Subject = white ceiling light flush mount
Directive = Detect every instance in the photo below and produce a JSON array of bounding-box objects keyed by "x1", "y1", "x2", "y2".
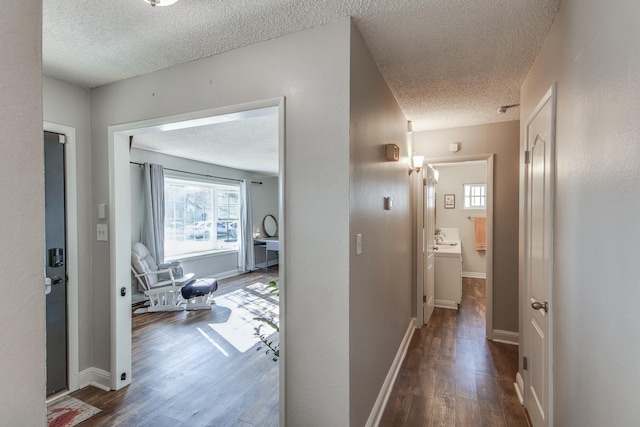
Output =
[{"x1": 143, "y1": 0, "x2": 179, "y2": 6}]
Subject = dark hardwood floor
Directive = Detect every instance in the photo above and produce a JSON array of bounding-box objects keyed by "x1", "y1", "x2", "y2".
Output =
[
  {"x1": 380, "y1": 278, "x2": 529, "y2": 427},
  {"x1": 71, "y1": 268, "x2": 280, "y2": 426}
]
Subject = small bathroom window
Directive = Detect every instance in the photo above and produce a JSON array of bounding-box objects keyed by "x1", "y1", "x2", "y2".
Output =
[{"x1": 463, "y1": 183, "x2": 486, "y2": 209}]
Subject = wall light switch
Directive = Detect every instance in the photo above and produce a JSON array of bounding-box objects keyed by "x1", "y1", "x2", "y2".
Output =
[
  {"x1": 356, "y1": 234, "x2": 362, "y2": 255},
  {"x1": 384, "y1": 196, "x2": 393, "y2": 210},
  {"x1": 450, "y1": 142, "x2": 460, "y2": 152},
  {"x1": 97, "y1": 224, "x2": 108, "y2": 241}
]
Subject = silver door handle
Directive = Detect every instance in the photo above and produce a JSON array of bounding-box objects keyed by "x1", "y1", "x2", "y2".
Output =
[{"x1": 531, "y1": 300, "x2": 549, "y2": 313}]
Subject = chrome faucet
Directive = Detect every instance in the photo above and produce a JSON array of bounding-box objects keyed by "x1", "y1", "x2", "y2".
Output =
[{"x1": 435, "y1": 232, "x2": 445, "y2": 242}]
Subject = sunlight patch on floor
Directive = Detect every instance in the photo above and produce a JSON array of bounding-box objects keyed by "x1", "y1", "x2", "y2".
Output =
[
  {"x1": 197, "y1": 327, "x2": 230, "y2": 357},
  {"x1": 208, "y1": 282, "x2": 279, "y2": 353}
]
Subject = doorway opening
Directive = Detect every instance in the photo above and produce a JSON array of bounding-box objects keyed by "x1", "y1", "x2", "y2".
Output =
[
  {"x1": 417, "y1": 154, "x2": 496, "y2": 341},
  {"x1": 107, "y1": 98, "x2": 285, "y2": 419},
  {"x1": 44, "y1": 122, "x2": 80, "y2": 400}
]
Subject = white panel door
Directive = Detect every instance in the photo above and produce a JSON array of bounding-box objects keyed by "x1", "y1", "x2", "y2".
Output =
[
  {"x1": 524, "y1": 85, "x2": 555, "y2": 427},
  {"x1": 423, "y1": 166, "x2": 436, "y2": 324}
]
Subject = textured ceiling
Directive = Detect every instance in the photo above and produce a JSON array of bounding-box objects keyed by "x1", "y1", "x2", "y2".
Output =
[
  {"x1": 132, "y1": 107, "x2": 279, "y2": 176},
  {"x1": 43, "y1": 0, "x2": 561, "y2": 172}
]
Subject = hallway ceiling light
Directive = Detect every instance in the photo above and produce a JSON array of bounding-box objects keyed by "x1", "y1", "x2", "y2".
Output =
[{"x1": 143, "y1": 0, "x2": 179, "y2": 6}]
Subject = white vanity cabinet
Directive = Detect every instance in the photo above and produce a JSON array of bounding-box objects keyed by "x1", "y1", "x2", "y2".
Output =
[{"x1": 434, "y1": 242, "x2": 462, "y2": 310}]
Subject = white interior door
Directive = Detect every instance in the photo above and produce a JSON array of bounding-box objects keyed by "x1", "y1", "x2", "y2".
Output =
[
  {"x1": 423, "y1": 166, "x2": 436, "y2": 324},
  {"x1": 524, "y1": 85, "x2": 555, "y2": 427}
]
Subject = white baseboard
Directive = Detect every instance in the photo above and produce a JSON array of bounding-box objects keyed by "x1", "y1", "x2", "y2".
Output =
[
  {"x1": 462, "y1": 271, "x2": 486, "y2": 279},
  {"x1": 492, "y1": 329, "x2": 519, "y2": 345},
  {"x1": 79, "y1": 367, "x2": 111, "y2": 391},
  {"x1": 435, "y1": 299, "x2": 458, "y2": 310},
  {"x1": 214, "y1": 268, "x2": 245, "y2": 280},
  {"x1": 514, "y1": 372, "x2": 525, "y2": 404},
  {"x1": 366, "y1": 318, "x2": 416, "y2": 427},
  {"x1": 253, "y1": 260, "x2": 279, "y2": 271}
]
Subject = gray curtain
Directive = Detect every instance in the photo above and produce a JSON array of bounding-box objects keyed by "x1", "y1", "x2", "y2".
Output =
[
  {"x1": 141, "y1": 163, "x2": 165, "y2": 264},
  {"x1": 239, "y1": 179, "x2": 254, "y2": 272}
]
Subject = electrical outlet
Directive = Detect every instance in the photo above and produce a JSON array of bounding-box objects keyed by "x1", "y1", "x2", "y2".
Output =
[{"x1": 97, "y1": 224, "x2": 108, "y2": 241}]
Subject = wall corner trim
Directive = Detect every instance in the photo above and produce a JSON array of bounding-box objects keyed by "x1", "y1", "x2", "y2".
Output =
[
  {"x1": 365, "y1": 318, "x2": 416, "y2": 427},
  {"x1": 79, "y1": 367, "x2": 112, "y2": 392},
  {"x1": 492, "y1": 329, "x2": 520, "y2": 345},
  {"x1": 514, "y1": 372, "x2": 525, "y2": 405},
  {"x1": 462, "y1": 271, "x2": 487, "y2": 279}
]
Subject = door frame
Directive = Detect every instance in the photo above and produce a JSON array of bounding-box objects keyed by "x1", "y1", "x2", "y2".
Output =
[
  {"x1": 415, "y1": 154, "x2": 494, "y2": 339},
  {"x1": 108, "y1": 97, "x2": 286, "y2": 420},
  {"x1": 519, "y1": 83, "x2": 556, "y2": 425},
  {"x1": 43, "y1": 122, "x2": 79, "y2": 398}
]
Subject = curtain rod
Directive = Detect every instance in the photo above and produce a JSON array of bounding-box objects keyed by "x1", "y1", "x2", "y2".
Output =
[{"x1": 130, "y1": 161, "x2": 262, "y2": 185}]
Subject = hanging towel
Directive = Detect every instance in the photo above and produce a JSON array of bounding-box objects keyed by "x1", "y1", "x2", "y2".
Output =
[{"x1": 474, "y1": 217, "x2": 486, "y2": 251}]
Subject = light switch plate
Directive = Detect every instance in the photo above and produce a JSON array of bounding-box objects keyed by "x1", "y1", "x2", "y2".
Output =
[
  {"x1": 97, "y1": 224, "x2": 108, "y2": 241},
  {"x1": 98, "y1": 203, "x2": 108, "y2": 220}
]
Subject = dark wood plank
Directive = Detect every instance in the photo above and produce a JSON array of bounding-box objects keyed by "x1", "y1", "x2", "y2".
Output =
[
  {"x1": 71, "y1": 268, "x2": 280, "y2": 426},
  {"x1": 381, "y1": 278, "x2": 527, "y2": 426}
]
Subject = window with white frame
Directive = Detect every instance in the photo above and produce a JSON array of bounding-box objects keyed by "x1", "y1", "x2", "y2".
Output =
[
  {"x1": 164, "y1": 177, "x2": 241, "y2": 259},
  {"x1": 463, "y1": 183, "x2": 486, "y2": 209}
]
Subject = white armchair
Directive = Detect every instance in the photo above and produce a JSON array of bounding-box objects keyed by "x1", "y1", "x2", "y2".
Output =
[{"x1": 131, "y1": 242, "x2": 195, "y2": 312}]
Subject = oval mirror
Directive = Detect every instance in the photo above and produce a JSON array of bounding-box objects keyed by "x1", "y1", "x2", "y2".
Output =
[{"x1": 263, "y1": 214, "x2": 278, "y2": 237}]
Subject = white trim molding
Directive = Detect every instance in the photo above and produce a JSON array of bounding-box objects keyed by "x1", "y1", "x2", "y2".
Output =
[
  {"x1": 514, "y1": 372, "x2": 525, "y2": 405},
  {"x1": 366, "y1": 318, "x2": 416, "y2": 427},
  {"x1": 492, "y1": 329, "x2": 519, "y2": 345},
  {"x1": 435, "y1": 299, "x2": 458, "y2": 310},
  {"x1": 462, "y1": 271, "x2": 486, "y2": 279},
  {"x1": 79, "y1": 368, "x2": 112, "y2": 391}
]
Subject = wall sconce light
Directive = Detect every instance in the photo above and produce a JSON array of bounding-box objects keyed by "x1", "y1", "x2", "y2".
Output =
[{"x1": 409, "y1": 152, "x2": 425, "y2": 175}]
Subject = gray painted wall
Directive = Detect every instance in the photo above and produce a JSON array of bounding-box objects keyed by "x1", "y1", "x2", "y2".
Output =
[
  {"x1": 433, "y1": 162, "x2": 487, "y2": 275},
  {"x1": 414, "y1": 121, "x2": 520, "y2": 332},
  {"x1": 349, "y1": 23, "x2": 412, "y2": 426},
  {"x1": 520, "y1": 0, "x2": 640, "y2": 424},
  {"x1": 37, "y1": 18, "x2": 413, "y2": 425},
  {"x1": 89, "y1": 19, "x2": 352, "y2": 426},
  {"x1": 0, "y1": 1, "x2": 46, "y2": 424}
]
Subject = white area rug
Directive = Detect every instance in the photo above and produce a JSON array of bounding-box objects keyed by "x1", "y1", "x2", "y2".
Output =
[{"x1": 47, "y1": 395, "x2": 101, "y2": 427}]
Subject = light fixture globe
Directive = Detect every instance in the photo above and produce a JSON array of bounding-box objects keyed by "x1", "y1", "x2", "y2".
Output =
[{"x1": 143, "y1": 0, "x2": 179, "y2": 6}]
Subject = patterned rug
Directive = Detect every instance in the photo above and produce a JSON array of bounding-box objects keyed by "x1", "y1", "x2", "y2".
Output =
[{"x1": 47, "y1": 396, "x2": 101, "y2": 427}]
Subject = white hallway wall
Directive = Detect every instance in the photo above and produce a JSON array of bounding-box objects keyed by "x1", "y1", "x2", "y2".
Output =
[
  {"x1": 90, "y1": 20, "x2": 351, "y2": 425},
  {"x1": 520, "y1": 0, "x2": 640, "y2": 424}
]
